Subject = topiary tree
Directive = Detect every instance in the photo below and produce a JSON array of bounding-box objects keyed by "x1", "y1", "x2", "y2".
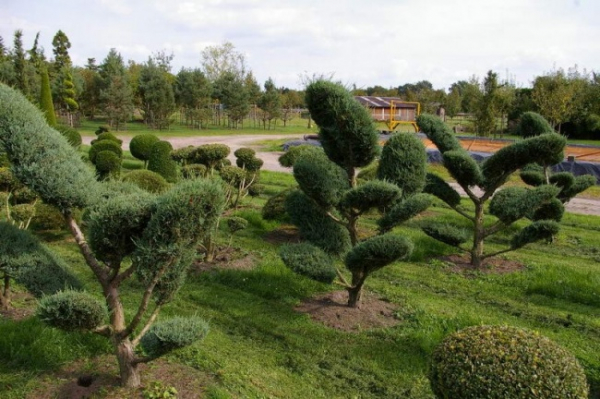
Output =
[
  {"x1": 278, "y1": 144, "x2": 323, "y2": 168},
  {"x1": 0, "y1": 221, "x2": 82, "y2": 309},
  {"x1": 122, "y1": 169, "x2": 170, "y2": 193},
  {"x1": 89, "y1": 139, "x2": 123, "y2": 181},
  {"x1": 147, "y1": 140, "x2": 178, "y2": 183},
  {"x1": 0, "y1": 83, "x2": 226, "y2": 388},
  {"x1": 90, "y1": 131, "x2": 123, "y2": 146},
  {"x1": 514, "y1": 111, "x2": 554, "y2": 137},
  {"x1": 281, "y1": 80, "x2": 431, "y2": 307},
  {"x1": 191, "y1": 143, "x2": 230, "y2": 174},
  {"x1": 429, "y1": 325, "x2": 588, "y2": 398},
  {"x1": 89, "y1": 139, "x2": 122, "y2": 164},
  {"x1": 39, "y1": 66, "x2": 57, "y2": 126},
  {"x1": 418, "y1": 114, "x2": 566, "y2": 269},
  {"x1": 129, "y1": 133, "x2": 160, "y2": 168}
]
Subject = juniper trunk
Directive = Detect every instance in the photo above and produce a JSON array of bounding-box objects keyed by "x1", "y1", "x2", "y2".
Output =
[
  {"x1": 471, "y1": 202, "x2": 485, "y2": 269},
  {"x1": 347, "y1": 271, "x2": 367, "y2": 308},
  {"x1": 0, "y1": 274, "x2": 10, "y2": 310}
]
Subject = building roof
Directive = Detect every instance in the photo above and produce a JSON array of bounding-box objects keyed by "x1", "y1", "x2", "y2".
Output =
[{"x1": 354, "y1": 96, "x2": 418, "y2": 109}]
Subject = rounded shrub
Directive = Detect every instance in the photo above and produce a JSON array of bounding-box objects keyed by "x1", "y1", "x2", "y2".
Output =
[
  {"x1": 236, "y1": 155, "x2": 263, "y2": 172},
  {"x1": 515, "y1": 112, "x2": 554, "y2": 137},
  {"x1": 148, "y1": 141, "x2": 178, "y2": 183},
  {"x1": 248, "y1": 183, "x2": 264, "y2": 197},
  {"x1": 345, "y1": 234, "x2": 413, "y2": 275},
  {"x1": 54, "y1": 125, "x2": 82, "y2": 148},
  {"x1": 129, "y1": 134, "x2": 160, "y2": 164},
  {"x1": 234, "y1": 147, "x2": 256, "y2": 159},
  {"x1": 181, "y1": 164, "x2": 208, "y2": 179},
  {"x1": 30, "y1": 202, "x2": 65, "y2": 230},
  {"x1": 377, "y1": 132, "x2": 427, "y2": 198},
  {"x1": 95, "y1": 150, "x2": 122, "y2": 180},
  {"x1": 262, "y1": 189, "x2": 292, "y2": 221},
  {"x1": 429, "y1": 325, "x2": 588, "y2": 399},
  {"x1": 88, "y1": 140, "x2": 122, "y2": 165},
  {"x1": 279, "y1": 145, "x2": 323, "y2": 168},
  {"x1": 421, "y1": 221, "x2": 471, "y2": 247},
  {"x1": 226, "y1": 216, "x2": 248, "y2": 233},
  {"x1": 191, "y1": 144, "x2": 230, "y2": 170},
  {"x1": 140, "y1": 316, "x2": 209, "y2": 358},
  {"x1": 171, "y1": 146, "x2": 195, "y2": 165},
  {"x1": 37, "y1": 290, "x2": 107, "y2": 331},
  {"x1": 90, "y1": 132, "x2": 122, "y2": 146},
  {"x1": 279, "y1": 243, "x2": 337, "y2": 283},
  {"x1": 122, "y1": 169, "x2": 169, "y2": 193}
]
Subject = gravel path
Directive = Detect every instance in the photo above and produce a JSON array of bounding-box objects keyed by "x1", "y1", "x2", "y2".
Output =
[{"x1": 83, "y1": 134, "x2": 600, "y2": 216}]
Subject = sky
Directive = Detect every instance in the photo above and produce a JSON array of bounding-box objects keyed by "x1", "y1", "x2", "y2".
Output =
[{"x1": 1, "y1": 0, "x2": 599, "y2": 91}]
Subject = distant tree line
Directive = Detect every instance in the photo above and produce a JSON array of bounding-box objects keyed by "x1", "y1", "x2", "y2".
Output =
[{"x1": 2, "y1": 29, "x2": 599, "y2": 138}]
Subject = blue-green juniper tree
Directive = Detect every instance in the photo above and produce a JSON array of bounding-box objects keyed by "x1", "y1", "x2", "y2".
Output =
[{"x1": 0, "y1": 83, "x2": 225, "y2": 388}]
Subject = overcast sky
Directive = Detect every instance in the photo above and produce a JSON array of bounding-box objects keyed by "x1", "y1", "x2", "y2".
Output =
[{"x1": 1, "y1": 0, "x2": 598, "y2": 91}]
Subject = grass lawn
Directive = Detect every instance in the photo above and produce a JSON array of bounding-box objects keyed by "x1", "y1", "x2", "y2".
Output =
[{"x1": 2, "y1": 160, "x2": 600, "y2": 398}]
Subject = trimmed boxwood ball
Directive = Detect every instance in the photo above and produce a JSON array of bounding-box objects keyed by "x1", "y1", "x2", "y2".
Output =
[
  {"x1": 37, "y1": 290, "x2": 107, "y2": 331},
  {"x1": 191, "y1": 144, "x2": 230, "y2": 170},
  {"x1": 95, "y1": 150, "x2": 122, "y2": 180},
  {"x1": 129, "y1": 133, "x2": 160, "y2": 164},
  {"x1": 181, "y1": 164, "x2": 207, "y2": 179},
  {"x1": 262, "y1": 188, "x2": 292, "y2": 221},
  {"x1": 122, "y1": 169, "x2": 170, "y2": 193},
  {"x1": 90, "y1": 132, "x2": 123, "y2": 146},
  {"x1": 279, "y1": 243, "x2": 337, "y2": 283},
  {"x1": 148, "y1": 141, "x2": 178, "y2": 183},
  {"x1": 226, "y1": 216, "x2": 248, "y2": 233},
  {"x1": 377, "y1": 132, "x2": 427, "y2": 198},
  {"x1": 429, "y1": 325, "x2": 588, "y2": 399},
  {"x1": 279, "y1": 145, "x2": 323, "y2": 168},
  {"x1": 89, "y1": 140, "x2": 122, "y2": 164},
  {"x1": 140, "y1": 316, "x2": 210, "y2": 358}
]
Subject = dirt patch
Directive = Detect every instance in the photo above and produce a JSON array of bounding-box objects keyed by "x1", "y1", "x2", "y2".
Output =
[
  {"x1": 439, "y1": 254, "x2": 526, "y2": 276},
  {"x1": 0, "y1": 291, "x2": 37, "y2": 321},
  {"x1": 263, "y1": 225, "x2": 301, "y2": 245},
  {"x1": 26, "y1": 355, "x2": 212, "y2": 399},
  {"x1": 192, "y1": 247, "x2": 256, "y2": 274},
  {"x1": 295, "y1": 290, "x2": 400, "y2": 332}
]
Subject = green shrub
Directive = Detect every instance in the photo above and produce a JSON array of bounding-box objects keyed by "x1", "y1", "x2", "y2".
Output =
[
  {"x1": 122, "y1": 169, "x2": 170, "y2": 193},
  {"x1": 30, "y1": 202, "x2": 65, "y2": 230},
  {"x1": 378, "y1": 193, "x2": 432, "y2": 233},
  {"x1": 514, "y1": 112, "x2": 554, "y2": 137},
  {"x1": 262, "y1": 189, "x2": 292, "y2": 221},
  {"x1": 377, "y1": 133, "x2": 427, "y2": 198},
  {"x1": 95, "y1": 125, "x2": 109, "y2": 135},
  {"x1": 279, "y1": 145, "x2": 323, "y2": 168},
  {"x1": 279, "y1": 243, "x2": 336, "y2": 283},
  {"x1": 510, "y1": 220, "x2": 559, "y2": 249},
  {"x1": 234, "y1": 147, "x2": 263, "y2": 172},
  {"x1": 191, "y1": 144, "x2": 230, "y2": 170},
  {"x1": 345, "y1": 234, "x2": 413, "y2": 275},
  {"x1": 293, "y1": 151, "x2": 349, "y2": 209},
  {"x1": 90, "y1": 132, "x2": 123, "y2": 146},
  {"x1": 429, "y1": 325, "x2": 588, "y2": 399},
  {"x1": 421, "y1": 221, "x2": 470, "y2": 247},
  {"x1": 37, "y1": 290, "x2": 107, "y2": 331},
  {"x1": 340, "y1": 180, "x2": 401, "y2": 215},
  {"x1": 54, "y1": 125, "x2": 82, "y2": 148},
  {"x1": 95, "y1": 150, "x2": 122, "y2": 180},
  {"x1": 130, "y1": 134, "x2": 160, "y2": 164},
  {"x1": 171, "y1": 146, "x2": 195, "y2": 165},
  {"x1": 218, "y1": 165, "x2": 247, "y2": 186},
  {"x1": 140, "y1": 316, "x2": 210, "y2": 358},
  {"x1": 356, "y1": 160, "x2": 379, "y2": 181},
  {"x1": 248, "y1": 183, "x2": 264, "y2": 197},
  {"x1": 181, "y1": 164, "x2": 208, "y2": 179},
  {"x1": 148, "y1": 141, "x2": 178, "y2": 183},
  {"x1": 226, "y1": 216, "x2": 248, "y2": 233},
  {"x1": 89, "y1": 140, "x2": 122, "y2": 165}
]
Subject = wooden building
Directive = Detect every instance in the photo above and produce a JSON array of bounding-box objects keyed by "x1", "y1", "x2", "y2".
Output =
[{"x1": 354, "y1": 96, "x2": 420, "y2": 131}]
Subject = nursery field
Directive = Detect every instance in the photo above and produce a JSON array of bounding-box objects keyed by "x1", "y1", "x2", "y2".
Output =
[{"x1": 2, "y1": 162, "x2": 600, "y2": 398}]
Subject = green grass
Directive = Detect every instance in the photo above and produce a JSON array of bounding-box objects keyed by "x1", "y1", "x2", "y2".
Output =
[{"x1": 3, "y1": 155, "x2": 600, "y2": 397}]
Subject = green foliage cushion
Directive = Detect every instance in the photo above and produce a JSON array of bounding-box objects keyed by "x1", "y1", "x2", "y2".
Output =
[
  {"x1": 481, "y1": 133, "x2": 566, "y2": 191},
  {"x1": 140, "y1": 316, "x2": 209, "y2": 358},
  {"x1": 377, "y1": 133, "x2": 427, "y2": 198},
  {"x1": 171, "y1": 146, "x2": 195, "y2": 165},
  {"x1": 442, "y1": 150, "x2": 483, "y2": 187},
  {"x1": 90, "y1": 132, "x2": 123, "y2": 146},
  {"x1": 191, "y1": 144, "x2": 230, "y2": 169},
  {"x1": 148, "y1": 141, "x2": 178, "y2": 183},
  {"x1": 130, "y1": 134, "x2": 160, "y2": 162},
  {"x1": 30, "y1": 202, "x2": 65, "y2": 230},
  {"x1": 429, "y1": 325, "x2": 588, "y2": 399},
  {"x1": 234, "y1": 147, "x2": 256, "y2": 159},
  {"x1": 279, "y1": 243, "x2": 336, "y2": 284},
  {"x1": 423, "y1": 173, "x2": 461, "y2": 208},
  {"x1": 489, "y1": 185, "x2": 560, "y2": 224},
  {"x1": 549, "y1": 172, "x2": 575, "y2": 191},
  {"x1": 87, "y1": 190, "x2": 155, "y2": 264},
  {"x1": 511, "y1": 220, "x2": 560, "y2": 249},
  {"x1": 559, "y1": 174, "x2": 595, "y2": 202},
  {"x1": 134, "y1": 179, "x2": 226, "y2": 304},
  {"x1": 421, "y1": 221, "x2": 470, "y2": 247},
  {"x1": 416, "y1": 114, "x2": 462, "y2": 153},
  {"x1": 279, "y1": 145, "x2": 323, "y2": 168},
  {"x1": 0, "y1": 167, "x2": 16, "y2": 191},
  {"x1": 262, "y1": 189, "x2": 292, "y2": 221},
  {"x1": 95, "y1": 150, "x2": 122, "y2": 180},
  {"x1": 519, "y1": 170, "x2": 546, "y2": 186},
  {"x1": 181, "y1": 164, "x2": 208, "y2": 179},
  {"x1": 340, "y1": 180, "x2": 401, "y2": 214},
  {"x1": 122, "y1": 169, "x2": 170, "y2": 193},
  {"x1": 219, "y1": 165, "x2": 247, "y2": 186},
  {"x1": 293, "y1": 151, "x2": 349, "y2": 209},
  {"x1": 515, "y1": 112, "x2": 554, "y2": 137},
  {"x1": 37, "y1": 290, "x2": 107, "y2": 331},
  {"x1": 356, "y1": 160, "x2": 379, "y2": 181},
  {"x1": 226, "y1": 216, "x2": 248, "y2": 233},
  {"x1": 0, "y1": 222, "x2": 81, "y2": 297},
  {"x1": 532, "y1": 198, "x2": 565, "y2": 222},
  {"x1": 305, "y1": 80, "x2": 379, "y2": 169},
  {"x1": 54, "y1": 125, "x2": 82, "y2": 148},
  {"x1": 89, "y1": 140, "x2": 123, "y2": 165},
  {"x1": 236, "y1": 155, "x2": 263, "y2": 172},
  {"x1": 285, "y1": 190, "x2": 351, "y2": 256},
  {"x1": 378, "y1": 193, "x2": 432, "y2": 233},
  {"x1": 9, "y1": 203, "x2": 36, "y2": 223},
  {"x1": 345, "y1": 234, "x2": 413, "y2": 275},
  {"x1": 0, "y1": 84, "x2": 99, "y2": 211}
]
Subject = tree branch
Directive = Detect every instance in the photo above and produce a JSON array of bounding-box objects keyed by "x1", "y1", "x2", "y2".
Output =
[
  {"x1": 112, "y1": 264, "x2": 136, "y2": 286},
  {"x1": 131, "y1": 304, "x2": 162, "y2": 347},
  {"x1": 451, "y1": 205, "x2": 475, "y2": 222},
  {"x1": 336, "y1": 268, "x2": 351, "y2": 288},
  {"x1": 483, "y1": 221, "x2": 507, "y2": 238},
  {"x1": 482, "y1": 247, "x2": 513, "y2": 260}
]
